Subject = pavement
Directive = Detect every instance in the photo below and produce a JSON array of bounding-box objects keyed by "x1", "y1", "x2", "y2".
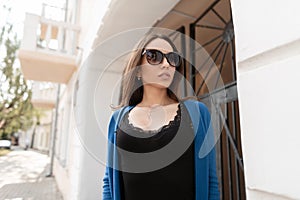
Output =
[{"x1": 0, "y1": 146, "x2": 63, "y2": 200}]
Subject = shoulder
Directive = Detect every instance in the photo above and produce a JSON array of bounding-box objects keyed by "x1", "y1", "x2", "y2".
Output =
[
  {"x1": 109, "y1": 106, "x2": 133, "y2": 124},
  {"x1": 182, "y1": 99, "x2": 210, "y2": 115},
  {"x1": 107, "y1": 106, "x2": 132, "y2": 141},
  {"x1": 182, "y1": 99, "x2": 212, "y2": 128}
]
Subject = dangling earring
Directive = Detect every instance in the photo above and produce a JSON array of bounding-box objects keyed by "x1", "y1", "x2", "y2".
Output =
[{"x1": 137, "y1": 76, "x2": 141, "y2": 81}]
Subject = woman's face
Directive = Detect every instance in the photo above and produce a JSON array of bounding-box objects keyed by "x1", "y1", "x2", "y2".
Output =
[{"x1": 139, "y1": 38, "x2": 176, "y2": 89}]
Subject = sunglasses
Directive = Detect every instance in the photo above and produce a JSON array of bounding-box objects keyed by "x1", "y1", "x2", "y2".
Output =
[{"x1": 141, "y1": 49, "x2": 182, "y2": 68}]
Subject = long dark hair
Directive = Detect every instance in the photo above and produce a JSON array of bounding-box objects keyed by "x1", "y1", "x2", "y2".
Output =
[{"x1": 115, "y1": 33, "x2": 184, "y2": 108}]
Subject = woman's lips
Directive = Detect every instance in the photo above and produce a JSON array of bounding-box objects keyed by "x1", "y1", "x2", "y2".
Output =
[{"x1": 158, "y1": 72, "x2": 171, "y2": 79}]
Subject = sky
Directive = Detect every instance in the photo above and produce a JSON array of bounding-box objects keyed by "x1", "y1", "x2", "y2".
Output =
[
  {"x1": 0, "y1": 0, "x2": 43, "y2": 82},
  {"x1": 0, "y1": 0, "x2": 66, "y2": 39},
  {"x1": 0, "y1": 0, "x2": 66, "y2": 93},
  {"x1": 1, "y1": 0, "x2": 42, "y2": 38}
]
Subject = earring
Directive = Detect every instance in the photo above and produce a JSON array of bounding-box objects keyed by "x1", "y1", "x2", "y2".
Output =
[{"x1": 137, "y1": 76, "x2": 141, "y2": 80}]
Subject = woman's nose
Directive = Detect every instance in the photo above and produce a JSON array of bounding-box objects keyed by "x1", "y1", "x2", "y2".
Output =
[{"x1": 160, "y1": 57, "x2": 170, "y2": 69}]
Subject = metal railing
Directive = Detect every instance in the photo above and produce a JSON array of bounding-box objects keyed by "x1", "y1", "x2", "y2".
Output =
[
  {"x1": 187, "y1": 0, "x2": 246, "y2": 199},
  {"x1": 153, "y1": 0, "x2": 244, "y2": 198},
  {"x1": 31, "y1": 82, "x2": 57, "y2": 103},
  {"x1": 21, "y1": 13, "x2": 80, "y2": 57}
]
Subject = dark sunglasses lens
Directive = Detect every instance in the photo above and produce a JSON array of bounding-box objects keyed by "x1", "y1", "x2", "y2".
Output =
[
  {"x1": 167, "y1": 53, "x2": 181, "y2": 67},
  {"x1": 146, "y1": 50, "x2": 163, "y2": 65}
]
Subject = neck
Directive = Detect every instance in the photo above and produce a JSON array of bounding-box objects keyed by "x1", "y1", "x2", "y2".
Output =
[{"x1": 139, "y1": 85, "x2": 176, "y2": 107}]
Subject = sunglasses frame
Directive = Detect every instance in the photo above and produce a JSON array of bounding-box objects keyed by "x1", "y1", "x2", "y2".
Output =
[{"x1": 141, "y1": 49, "x2": 182, "y2": 68}]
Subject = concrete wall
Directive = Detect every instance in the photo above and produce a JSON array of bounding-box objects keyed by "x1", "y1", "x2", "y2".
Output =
[
  {"x1": 76, "y1": 0, "x2": 111, "y2": 60},
  {"x1": 231, "y1": 0, "x2": 300, "y2": 199},
  {"x1": 52, "y1": 0, "x2": 110, "y2": 199},
  {"x1": 34, "y1": 123, "x2": 51, "y2": 152},
  {"x1": 74, "y1": 52, "x2": 122, "y2": 199},
  {"x1": 52, "y1": 69, "x2": 82, "y2": 200},
  {"x1": 17, "y1": 110, "x2": 52, "y2": 152}
]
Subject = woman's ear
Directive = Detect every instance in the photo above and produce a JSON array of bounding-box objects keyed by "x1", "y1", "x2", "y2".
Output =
[{"x1": 136, "y1": 69, "x2": 142, "y2": 79}]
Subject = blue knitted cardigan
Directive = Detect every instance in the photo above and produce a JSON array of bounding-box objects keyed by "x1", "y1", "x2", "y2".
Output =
[{"x1": 102, "y1": 99, "x2": 220, "y2": 200}]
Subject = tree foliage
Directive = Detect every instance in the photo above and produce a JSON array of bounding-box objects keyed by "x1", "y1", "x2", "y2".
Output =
[{"x1": 0, "y1": 16, "x2": 35, "y2": 139}]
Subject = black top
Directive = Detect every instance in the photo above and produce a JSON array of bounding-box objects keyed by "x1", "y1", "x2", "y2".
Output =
[{"x1": 116, "y1": 103, "x2": 195, "y2": 200}]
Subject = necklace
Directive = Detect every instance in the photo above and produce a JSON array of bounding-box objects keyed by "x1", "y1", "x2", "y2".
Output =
[
  {"x1": 137, "y1": 105, "x2": 161, "y2": 120},
  {"x1": 129, "y1": 102, "x2": 179, "y2": 131},
  {"x1": 134, "y1": 104, "x2": 172, "y2": 129}
]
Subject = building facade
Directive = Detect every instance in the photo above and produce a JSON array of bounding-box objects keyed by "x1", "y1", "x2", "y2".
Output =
[{"x1": 18, "y1": 0, "x2": 300, "y2": 199}]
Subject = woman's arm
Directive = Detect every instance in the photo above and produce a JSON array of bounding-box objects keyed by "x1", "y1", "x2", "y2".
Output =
[
  {"x1": 199, "y1": 102, "x2": 220, "y2": 200},
  {"x1": 208, "y1": 146, "x2": 220, "y2": 200},
  {"x1": 102, "y1": 110, "x2": 119, "y2": 200},
  {"x1": 102, "y1": 166, "x2": 112, "y2": 200}
]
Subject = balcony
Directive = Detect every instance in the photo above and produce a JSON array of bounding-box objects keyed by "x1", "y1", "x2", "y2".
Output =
[
  {"x1": 18, "y1": 13, "x2": 81, "y2": 84},
  {"x1": 31, "y1": 82, "x2": 58, "y2": 109}
]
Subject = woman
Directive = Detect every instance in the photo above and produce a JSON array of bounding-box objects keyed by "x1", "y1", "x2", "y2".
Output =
[{"x1": 102, "y1": 33, "x2": 220, "y2": 200}]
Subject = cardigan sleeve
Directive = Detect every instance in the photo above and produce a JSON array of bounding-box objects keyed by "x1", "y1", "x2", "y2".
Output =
[
  {"x1": 102, "y1": 110, "x2": 119, "y2": 200},
  {"x1": 102, "y1": 167, "x2": 112, "y2": 200},
  {"x1": 199, "y1": 102, "x2": 220, "y2": 200},
  {"x1": 208, "y1": 146, "x2": 220, "y2": 200}
]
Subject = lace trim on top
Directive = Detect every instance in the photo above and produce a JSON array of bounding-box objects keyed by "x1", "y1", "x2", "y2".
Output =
[{"x1": 123, "y1": 103, "x2": 181, "y2": 135}]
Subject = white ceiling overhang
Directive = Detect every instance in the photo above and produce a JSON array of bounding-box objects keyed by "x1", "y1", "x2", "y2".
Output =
[{"x1": 92, "y1": 0, "x2": 180, "y2": 49}]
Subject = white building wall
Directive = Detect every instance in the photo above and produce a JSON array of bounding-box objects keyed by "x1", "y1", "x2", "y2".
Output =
[
  {"x1": 51, "y1": 0, "x2": 110, "y2": 199},
  {"x1": 18, "y1": 109, "x2": 52, "y2": 152},
  {"x1": 52, "y1": 70, "x2": 82, "y2": 200},
  {"x1": 53, "y1": 69, "x2": 85, "y2": 200},
  {"x1": 54, "y1": 0, "x2": 300, "y2": 199},
  {"x1": 74, "y1": 62, "x2": 122, "y2": 199},
  {"x1": 34, "y1": 123, "x2": 51, "y2": 152},
  {"x1": 231, "y1": 0, "x2": 300, "y2": 199},
  {"x1": 76, "y1": 0, "x2": 111, "y2": 61}
]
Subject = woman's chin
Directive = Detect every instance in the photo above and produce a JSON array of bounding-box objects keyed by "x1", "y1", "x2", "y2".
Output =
[{"x1": 143, "y1": 82, "x2": 171, "y2": 89}]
